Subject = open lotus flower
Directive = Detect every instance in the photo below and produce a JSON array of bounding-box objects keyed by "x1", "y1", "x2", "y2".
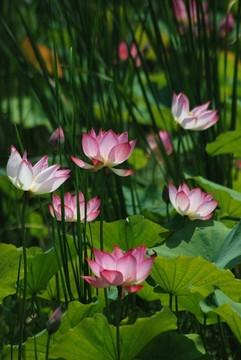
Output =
[
  {"x1": 6, "y1": 146, "x2": 70, "y2": 194},
  {"x1": 71, "y1": 128, "x2": 136, "y2": 176},
  {"x1": 172, "y1": 92, "x2": 218, "y2": 130},
  {"x1": 49, "y1": 191, "x2": 100, "y2": 222},
  {"x1": 82, "y1": 245, "x2": 155, "y2": 293},
  {"x1": 169, "y1": 182, "x2": 218, "y2": 220},
  {"x1": 147, "y1": 131, "x2": 173, "y2": 163}
]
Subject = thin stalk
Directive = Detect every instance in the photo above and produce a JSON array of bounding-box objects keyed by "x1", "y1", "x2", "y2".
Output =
[
  {"x1": 45, "y1": 333, "x2": 51, "y2": 360},
  {"x1": 217, "y1": 316, "x2": 229, "y2": 360},
  {"x1": 18, "y1": 191, "x2": 28, "y2": 360},
  {"x1": 175, "y1": 296, "x2": 179, "y2": 334},
  {"x1": 169, "y1": 293, "x2": 173, "y2": 311},
  {"x1": 116, "y1": 286, "x2": 122, "y2": 360}
]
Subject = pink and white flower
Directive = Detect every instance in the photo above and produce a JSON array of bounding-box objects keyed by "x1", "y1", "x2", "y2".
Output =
[
  {"x1": 172, "y1": 92, "x2": 218, "y2": 130},
  {"x1": 6, "y1": 146, "x2": 70, "y2": 194},
  {"x1": 82, "y1": 245, "x2": 154, "y2": 293},
  {"x1": 49, "y1": 192, "x2": 100, "y2": 222},
  {"x1": 147, "y1": 131, "x2": 173, "y2": 163},
  {"x1": 169, "y1": 182, "x2": 219, "y2": 220},
  {"x1": 71, "y1": 128, "x2": 136, "y2": 176}
]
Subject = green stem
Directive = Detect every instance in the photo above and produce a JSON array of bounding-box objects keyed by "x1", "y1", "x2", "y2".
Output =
[
  {"x1": 18, "y1": 191, "x2": 28, "y2": 360},
  {"x1": 100, "y1": 171, "x2": 106, "y2": 251},
  {"x1": 116, "y1": 286, "x2": 122, "y2": 360},
  {"x1": 217, "y1": 315, "x2": 228, "y2": 360},
  {"x1": 45, "y1": 333, "x2": 51, "y2": 360}
]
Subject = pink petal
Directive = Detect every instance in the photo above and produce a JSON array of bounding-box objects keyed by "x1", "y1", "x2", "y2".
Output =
[
  {"x1": 86, "y1": 210, "x2": 100, "y2": 222},
  {"x1": 136, "y1": 257, "x2": 155, "y2": 283},
  {"x1": 100, "y1": 252, "x2": 117, "y2": 270},
  {"x1": 64, "y1": 205, "x2": 74, "y2": 221},
  {"x1": 82, "y1": 276, "x2": 109, "y2": 288},
  {"x1": 113, "y1": 245, "x2": 124, "y2": 260},
  {"x1": 191, "y1": 101, "x2": 210, "y2": 116},
  {"x1": 108, "y1": 143, "x2": 132, "y2": 165},
  {"x1": 168, "y1": 183, "x2": 178, "y2": 207},
  {"x1": 30, "y1": 173, "x2": 70, "y2": 194},
  {"x1": 123, "y1": 285, "x2": 144, "y2": 293},
  {"x1": 99, "y1": 130, "x2": 119, "y2": 160},
  {"x1": 86, "y1": 258, "x2": 102, "y2": 277},
  {"x1": 195, "y1": 200, "x2": 219, "y2": 218},
  {"x1": 100, "y1": 269, "x2": 123, "y2": 286},
  {"x1": 71, "y1": 156, "x2": 96, "y2": 170},
  {"x1": 194, "y1": 111, "x2": 219, "y2": 130},
  {"x1": 181, "y1": 116, "x2": 198, "y2": 129},
  {"x1": 111, "y1": 168, "x2": 134, "y2": 177},
  {"x1": 32, "y1": 155, "x2": 48, "y2": 177},
  {"x1": 175, "y1": 191, "x2": 190, "y2": 214},
  {"x1": 87, "y1": 197, "x2": 101, "y2": 213},
  {"x1": 172, "y1": 92, "x2": 189, "y2": 120},
  {"x1": 188, "y1": 188, "x2": 203, "y2": 212},
  {"x1": 6, "y1": 146, "x2": 22, "y2": 179},
  {"x1": 52, "y1": 194, "x2": 61, "y2": 207},
  {"x1": 118, "y1": 132, "x2": 128, "y2": 143},
  {"x1": 130, "y1": 246, "x2": 146, "y2": 265},
  {"x1": 33, "y1": 164, "x2": 60, "y2": 183},
  {"x1": 93, "y1": 248, "x2": 104, "y2": 265},
  {"x1": 116, "y1": 254, "x2": 137, "y2": 283},
  {"x1": 82, "y1": 133, "x2": 99, "y2": 158},
  {"x1": 17, "y1": 160, "x2": 34, "y2": 190}
]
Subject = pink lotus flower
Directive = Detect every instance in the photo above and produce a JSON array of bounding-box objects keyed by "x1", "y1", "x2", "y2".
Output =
[
  {"x1": 48, "y1": 126, "x2": 65, "y2": 149},
  {"x1": 219, "y1": 13, "x2": 234, "y2": 38},
  {"x1": 71, "y1": 128, "x2": 136, "y2": 177},
  {"x1": 49, "y1": 192, "x2": 100, "y2": 222},
  {"x1": 82, "y1": 245, "x2": 154, "y2": 293},
  {"x1": 6, "y1": 146, "x2": 70, "y2": 194},
  {"x1": 169, "y1": 182, "x2": 219, "y2": 220},
  {"x1": 118, "y1": 42, "x2": 128, "y2": 61},
  {"x1": 173, "y1": 0, "x2": 210, "y2": 35},
  {"x1": 147, "y1": 131, "x2": 173, "y2": 163},
  {"x1": 172, "y1": 92, "x2": 218, "y2": 130},
  {"x1": 118, "y1": 41, "x2": 142, "y2": 67}
]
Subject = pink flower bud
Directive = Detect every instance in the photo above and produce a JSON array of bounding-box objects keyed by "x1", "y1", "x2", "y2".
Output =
[
  {"x1": 48, "y1": 126, "x2": 65, "y2": 149},
  {"x1": 46, "y1": 307, "x2": 61, "y2": 335}
]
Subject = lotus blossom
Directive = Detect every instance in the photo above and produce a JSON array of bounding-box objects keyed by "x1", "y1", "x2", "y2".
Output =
[
  {"x1": 49, "y1": 192, "x2": 100, "y2": 222},
  {"x1": 6, "y1": 146, "x2": 70, "y2": 195},
  {"x1": 172, "y1": 92, "x2": 218, "y2": 130},
  {"x1": 147, "y1": 131, "x2": 173, "y2": 163},
  {"x1": 173, "y1": 0, "x2": 210, "y2": 35},
  {"x1": 169, "y1": 182, "x2": 219, "y2": 220},
  {"x1": 82, "y1": 245, "x2": 155, "y2": 293},
  {"x1": 118, "y1": 41, "x2": 142, "y2": 67},
  {"x1": 71, "y1": 128, "x2": 136, "y2": 177}
]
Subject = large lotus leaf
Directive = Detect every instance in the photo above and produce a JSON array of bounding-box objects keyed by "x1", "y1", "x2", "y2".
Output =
[
  {"x1": 187, "y1": 175, "x2": 241, "y2": 219},
  {"x1": 200, "y1": 289, "x2": 241, "y2": 343},
  {"x1": 0, "y1": 244, "x2": 23, "y2": 303},
  {"x1": 2, "y1": 300, "x2": 105, "y2": 360},
  {"x1": 151, "y1": 256, "x2": 241, "y2": 300},
  {"x1": 49, "y1": 308, "x2": 177, "y2": 360},
  {"x1": 152, "y1": 220, "x2": 229, "y2": 265},
  {"x1": 206, "y1": 130, "x2": 241, "y2": 156},
  {"x1": 152, "y1": 219, "x2": 241, "y2": 270},
  {"x1": 138, "y1": 333, "x2": 211, "y2": 360},
  {"x1": 86, "y1": 215, "x2": 168, "y2": 252}
]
